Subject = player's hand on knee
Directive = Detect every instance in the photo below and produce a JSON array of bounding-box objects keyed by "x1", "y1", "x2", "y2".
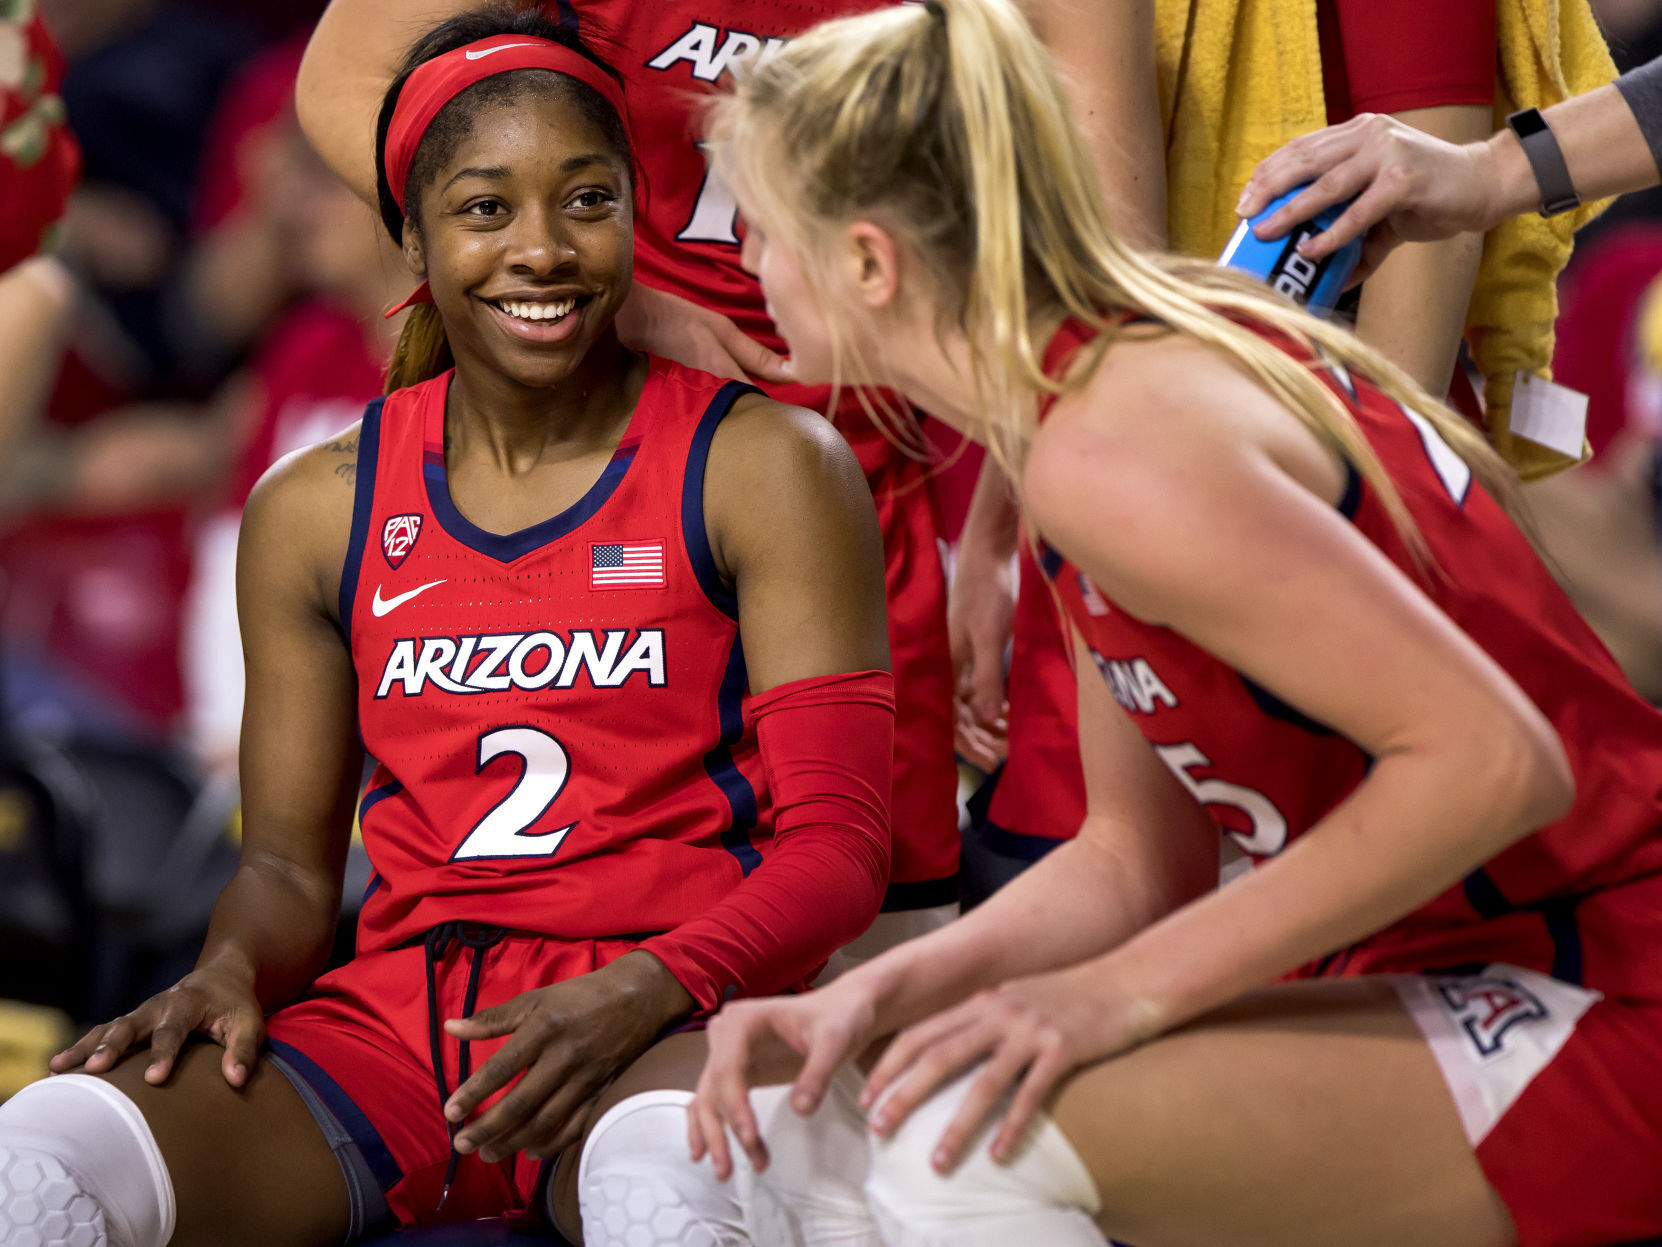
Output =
[
  {"x1": 689, "y1": 984, "x2": 878, "y2": 1180},
  {"x1": 49, "y1": 961, "x2": 266, "y2": 1088},
  {"x1": 616, "y1": 281, "x2": 794, "y2": 384},
  {"x1": 444, "y1": 952, "x2": 694, "y2": 1163},
  {"x1": 864, "y1": 967, "x2": 1161, "y2": 1172}
]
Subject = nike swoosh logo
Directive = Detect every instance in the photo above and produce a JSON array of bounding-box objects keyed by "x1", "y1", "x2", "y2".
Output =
[
  {"x1": 372, "y1": 579, "x2": 446, "y2": 617},
  {"x1": 465, "y1": 43, "x2": 532, "y2": 59}
]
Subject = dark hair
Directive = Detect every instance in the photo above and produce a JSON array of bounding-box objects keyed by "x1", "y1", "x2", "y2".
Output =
[
  {"x1": 373, "y1": 6, "x2": 631, "y2": 391},
  {"x1": 374, "y1": 5, "x2": 631, "y2": 241}
]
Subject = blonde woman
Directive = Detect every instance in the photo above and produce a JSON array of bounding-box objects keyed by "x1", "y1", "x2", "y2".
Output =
[{"x1": 678, "y1": 1, "x2": 1662, "y2": 1244}]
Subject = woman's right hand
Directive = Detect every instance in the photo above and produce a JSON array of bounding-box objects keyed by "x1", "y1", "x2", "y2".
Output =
[
  {"x1": 688, "y1": 979, "x2": 881, "y2": 1179},
  {"x1": 615, "y1": 281, "x2": 794, "y2": 385},
  {"x1": 1236, "y1": 113, "x2": 1503, "y2": 278},
  {"x1": 48, "y1": 960, "x2": 266, "y2": 1088}
]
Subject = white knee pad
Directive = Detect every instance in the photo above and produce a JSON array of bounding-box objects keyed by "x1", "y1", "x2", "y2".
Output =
[
  {"x1": 0, "y1": 1074, "x2": 175, "y2": 1247},
  {"x1": 864, "y1": 1066, "x2": 1106, "y2": 1247},
  {"x1": 738, "y1": 1070, "x2": 880, "y2": 1247},
  {"x1": 579, "y1": 1089, "x2": 751, "y2": 1247}
]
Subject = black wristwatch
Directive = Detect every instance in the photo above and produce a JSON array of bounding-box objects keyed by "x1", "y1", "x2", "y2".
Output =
[{"x1": 1506, "y1": 107, "x2": 1580, "y2": 217}]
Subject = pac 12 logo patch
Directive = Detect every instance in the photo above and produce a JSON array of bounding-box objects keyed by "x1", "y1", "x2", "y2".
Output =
[
  {"x1": 1435, "y1": 972, "x2": 1549, "y2": 1059},
  {"x1": 382, "y1": 514, "x2": 423, "y2": 569}
]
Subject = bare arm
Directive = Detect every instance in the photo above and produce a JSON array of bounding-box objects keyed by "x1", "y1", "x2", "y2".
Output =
[
  {"x1": 0, "y1": 256, "x2": 75, "y2": 462},
  {"x1": 844, "y1": 627, "x2": 1219, "y2": 1034},
  {"x1": 1020, "y1": 0, "x2": 1165, "y2": 249},
  {"x1": 297, "y1": 0, "x2": 478, "y2": 203},
  {"x1": 1352, "y1": 104, "x2": 1491, "y2": 395}
]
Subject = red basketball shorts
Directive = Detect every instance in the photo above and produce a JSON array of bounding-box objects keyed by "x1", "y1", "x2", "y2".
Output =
[{"x1": 264, "y1": 931, "x2": 642, "y2": 1228}]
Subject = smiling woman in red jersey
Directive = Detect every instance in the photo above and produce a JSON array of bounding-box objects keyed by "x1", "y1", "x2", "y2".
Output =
[
  {"x1": 682, "y1": 3, "x2": 1662, "y2": 1245},
  {"x1": 296, "y1": 0, "x2": 1167, "y2": 959},
  {"x1": 0, "y1": 8, "x2": 897, "y2": 1244}
]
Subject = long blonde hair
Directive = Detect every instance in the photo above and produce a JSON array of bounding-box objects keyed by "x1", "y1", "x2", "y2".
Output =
[{"x1": 706, "y1": 0, "x2": 1520, "y2": 554}]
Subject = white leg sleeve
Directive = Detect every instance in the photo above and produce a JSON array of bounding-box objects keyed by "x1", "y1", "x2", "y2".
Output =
[
  {"x1": 736, "y1": 1070, "x2": 880, "y2": 1247},
  {"x1": 579, "y1": 1089, "x2": 751, "y2": 1247},
  {"x1": 0, "y1": 1075, "x2": 175, "y2": 1247},
  {"x1": 864, "y1": 1066, "x2": 1106, "y2": 1247}
]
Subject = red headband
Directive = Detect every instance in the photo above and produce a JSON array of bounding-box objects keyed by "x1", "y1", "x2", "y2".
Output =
[
  {"x1": 380, "y1": 33, "x2": 631, "y2": 318},
  {"x1": 383, "y1": 33, "x2": 630, "y2": 214}
]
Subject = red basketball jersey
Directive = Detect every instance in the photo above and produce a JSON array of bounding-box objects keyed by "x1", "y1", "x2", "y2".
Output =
[
  {"x1": 343, "y1": 359, "x2": 775, "y2": 953},
  {"x1": 1041, "y1": 320, "x2": 1662, "y2": 997}
]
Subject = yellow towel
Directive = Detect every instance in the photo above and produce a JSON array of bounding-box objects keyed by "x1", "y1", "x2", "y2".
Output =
[
  {"x1": 1154, "y1": 0, "x2": 1616, "y2": 479},
  {"x1": 1472, "y1": 0, "x2": 1615, "y2": 478},
  {"x1": 1156, "y1": 0, "x2": 1324, "y2": 260}
]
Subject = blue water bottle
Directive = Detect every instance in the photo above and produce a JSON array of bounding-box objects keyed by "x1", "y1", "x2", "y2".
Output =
[{"x1": 1218, "y1": 186, "x2": 1363, "y2": 315}]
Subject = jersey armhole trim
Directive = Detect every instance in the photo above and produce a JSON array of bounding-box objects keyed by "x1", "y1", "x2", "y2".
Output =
[
  {"x1": 681, "y1": 379, "x2": 760, "y2": 620},
  {"x1": 337, "y1": 396, "x2": 386, "y2": 644}
]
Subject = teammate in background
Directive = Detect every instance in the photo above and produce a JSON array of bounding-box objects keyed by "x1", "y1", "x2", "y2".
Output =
[
  {"x1": 296, "y1": 0, "x2": 1166, "y2": 950},
  {"x1": 0, "y1": 8, "x2": 80, "y2": 462},
  {"x1": 0, "y1": 10, "x2": 894, "y2": 1245},
  {"x1": 1238, "y1": 60, "x2": 1662, "y2": 277},
  {"x1": 685, "y1": 2, "x2": 1662, "y2": 1244}
]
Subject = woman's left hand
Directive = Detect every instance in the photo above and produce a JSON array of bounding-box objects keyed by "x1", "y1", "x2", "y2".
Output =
[
  {"x1": 443, "y1": 950, "x2": 694, "y2": 1162},
  {"x1": 861, "y1": 963, "x2": 1162, "y2": 1172}
]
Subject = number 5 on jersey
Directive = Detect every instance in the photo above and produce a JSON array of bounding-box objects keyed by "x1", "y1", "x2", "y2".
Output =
[
  {"x1": 451, "y1": 726, "x2": 578, "y2": 861},
  {"x1": 1154, "y1": 741, "x2": 1289, "y2": 856}
]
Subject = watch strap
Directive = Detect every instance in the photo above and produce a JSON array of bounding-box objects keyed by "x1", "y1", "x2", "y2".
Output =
[{"x1": 1506, "y1": 107, "x2": 1580, "y2": 217}]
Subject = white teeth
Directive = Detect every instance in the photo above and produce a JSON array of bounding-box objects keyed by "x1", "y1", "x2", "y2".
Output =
[{"x1": 499, "y1": 298, "x2": 576, "y2": 322}]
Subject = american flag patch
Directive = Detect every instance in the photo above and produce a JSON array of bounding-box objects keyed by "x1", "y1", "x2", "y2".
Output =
[{"x1": 591, "y1": 541, "x2": 666, "y2": 589}]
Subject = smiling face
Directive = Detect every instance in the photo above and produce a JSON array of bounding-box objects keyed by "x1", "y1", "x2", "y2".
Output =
[{"x1": 404, "y1": 86, "x2": 633, "y2": 391}]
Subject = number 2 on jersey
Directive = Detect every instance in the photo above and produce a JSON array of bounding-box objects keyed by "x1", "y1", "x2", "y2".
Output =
[{"x1": 451, "y1": 726, "x2": 578, "y2": 861}]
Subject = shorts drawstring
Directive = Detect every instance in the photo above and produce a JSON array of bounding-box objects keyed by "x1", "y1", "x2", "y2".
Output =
[{"x1": 422, "y1": 921, "x2": 508, "y2": 1212}]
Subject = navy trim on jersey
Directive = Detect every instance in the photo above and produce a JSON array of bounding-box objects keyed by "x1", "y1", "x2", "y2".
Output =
[
  {"x1": 425, "y1": 441, "x2": 640, "y2": 564},
  {"x1": 362, "y1": 872, "x2": 382, "y2": 902},
  {"x1": 338, "y1": 397, "x2": 385, "y2": 638},
  {"x1": 1462, "y1": 869, "x2": 1586, "y2": 986},
  {"x1": 358, "y1": 777, "x2": 404, "y2": 823},
  {"x1": 1543, "y1": 898, "x2": 1584, "y2": 985},
  {"x1": 1463, "y1": 867, "x2": 1512, "y2": 919},
  {"x1": 882, "y1": 877, "x2": 961, "y2": 912},
  {"x1": 1039, "y1": 543, "x2": 1065, "y2": 579},
  {"x1": 705, "y1": 636, "x2": 762, "y2": 875},
  {"x1": 968, "y1": 819, "x2": 1069, "y2": 864},
  {"x1": 1336, "y1": 461, "x2": 1363, "y2": 520},
  {"x1": 1238, "y1": 674, "x2": 1337, "y2": 737},
  {"x1": 681, "y1": 380, "x2": 758, "y2": 620},
  {"x1": 265, "y1": 1038, "x2": 403, "y2": 1191}
]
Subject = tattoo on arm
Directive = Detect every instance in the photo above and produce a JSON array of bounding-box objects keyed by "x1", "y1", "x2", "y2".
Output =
[{"x1": 326, "y1": 435, "x2": 358, "y2": 484}]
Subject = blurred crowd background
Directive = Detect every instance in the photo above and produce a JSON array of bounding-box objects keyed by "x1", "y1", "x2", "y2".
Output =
[{"x1": 6, "y1": 0, "x2": 1662, "y2": 1093}]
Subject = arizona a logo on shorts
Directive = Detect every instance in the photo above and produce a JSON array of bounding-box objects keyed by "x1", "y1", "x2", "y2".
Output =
[
  {"x1": 382, "y1": 514, "x2": 422, "y2": 569},
  {"x1": 1435, "y1": 972, "x2": 1549, "y2": 1059}
]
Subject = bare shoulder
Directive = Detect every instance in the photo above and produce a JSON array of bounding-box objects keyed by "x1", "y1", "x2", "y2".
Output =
[
  {"x1": 701, "y1": 392, "x2": 882, "y2": 584},
  {"x1": 706, "y1": 392, "x2": 871, "y2": 510},
  {"x1": 1024, "y1": 331, "x2": 1341, "y2": 541},
  {"x1": 240, "y1": 421, "x2": 364, "y2": 618}
]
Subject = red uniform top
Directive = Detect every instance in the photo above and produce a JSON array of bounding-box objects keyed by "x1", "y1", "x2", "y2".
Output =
[
  {"x1": 1040, "y1": 320, "x2": 1662, "y2": 998},
  {"x1": 1317, "y1": 0, "x2": 1496, "y2": 125},
  {"x1": 344, "y1": 359, "x2": 776, "y2": 957},
  {"x1": 562, "y1": 0, "x2": 960, "y2": 898}
]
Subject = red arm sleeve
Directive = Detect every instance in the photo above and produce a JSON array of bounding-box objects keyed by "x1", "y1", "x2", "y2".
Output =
[
  {"x1": 640, "y1": 669, "x2": 894, "y2": 1013},
  {"x1": 1322, "y1": 0, "x2": 1496, "y2": 122}
]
